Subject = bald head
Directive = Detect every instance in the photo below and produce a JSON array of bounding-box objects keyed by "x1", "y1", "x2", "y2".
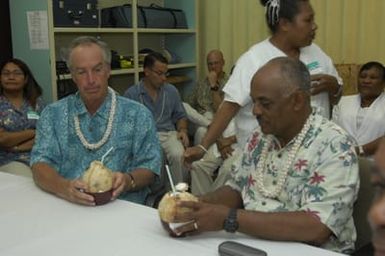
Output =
[
  {"x1": 256, "y1": 57, "x2": 311, "y2": 96},
  {"x1": 250, "y1": 57, "x2": 312, "y2": 143},
  {"x1": 206, "y1": 50, "x2": 225, "y2": 74},
  {"x1": 207, "y1": 50, "x2": 224, "y2": 61}
]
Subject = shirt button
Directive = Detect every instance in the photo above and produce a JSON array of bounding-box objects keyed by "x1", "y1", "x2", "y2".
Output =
[
  {"x1": 262, "y1": 201, "x2": 266, "y2": 206},
  {"x1": 89, "y1": 127, "x2": 93, "y2": 132},
  {"x1": 277, "y1": 153, "x2": 282, "y2": 158}
]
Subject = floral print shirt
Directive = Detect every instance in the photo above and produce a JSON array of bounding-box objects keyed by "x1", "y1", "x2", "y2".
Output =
[
  {"x1": 226, "y1": 113, "x2": 359, "y2": 253},
  {"x1": 188, "y1": 73, "x2": 229, "y2": 114},
  {"x1": 30, "y1": 91, "x2": 161, "y2": 204},
  {"x1": 0, "y1": 95, "x2": 45, "y2": 165}
]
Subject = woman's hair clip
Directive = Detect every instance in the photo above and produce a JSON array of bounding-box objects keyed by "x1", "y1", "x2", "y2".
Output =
[{"x1": 266, "y1": 0, "x2": 280, "y2": 26}]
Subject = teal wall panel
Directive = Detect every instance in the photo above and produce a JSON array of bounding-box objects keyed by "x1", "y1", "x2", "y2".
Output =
[{"x1": 10, "y1": 0, "x2": 52, "y2": 103}]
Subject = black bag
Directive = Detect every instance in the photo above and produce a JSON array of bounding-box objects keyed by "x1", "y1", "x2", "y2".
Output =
[
  {"x1": 139, "y1": 4, "x2": 188, "y2": 29},
  {"x1": 101, "y1": 5, "x2": 145, "y2": 28},
  {"x1": 53, "y1": 0, "x2": 98, "y2": 27},
  {"x1": 101, "y1": 4, "x2": 187, "y2": 29}
]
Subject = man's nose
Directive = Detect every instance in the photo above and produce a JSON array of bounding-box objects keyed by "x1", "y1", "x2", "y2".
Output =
[
  {"x1": 368, "y1": 196, "x2": 385, "y2": 229},
  {"x1": 86, "y1": 71, "x2": 96, "y2": 84},
  {"x1": 253, "y1": 102, "x2": 263, "y2": 116}
]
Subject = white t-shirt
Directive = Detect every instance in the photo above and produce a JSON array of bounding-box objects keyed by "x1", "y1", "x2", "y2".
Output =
[
  {"x1": 333, "y1": 93, "x2": 385, "y2": 146},
  {"x1": 223, "y1": 38, "x2": 342, "y2": 148}
]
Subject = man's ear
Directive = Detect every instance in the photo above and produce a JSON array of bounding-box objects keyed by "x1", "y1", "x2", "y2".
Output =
[
  {"x1": 143, "y1": 67, "x2": 150, "y2": 77},
  {"x1": 292, "y1": 90, "x2": 307, "y2": 111}
]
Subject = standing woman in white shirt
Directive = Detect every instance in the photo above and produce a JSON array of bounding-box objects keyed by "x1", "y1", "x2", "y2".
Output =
[
  {"x1": 333, "y1": 61, "x2": 385, "y2": 157},
  {"x1": 184, "y1": 0, "x2": 342, "y2": 163}
]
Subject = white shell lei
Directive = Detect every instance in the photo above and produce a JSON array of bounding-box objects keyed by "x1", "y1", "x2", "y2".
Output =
[
  {"x1": 255, "y1": 114, "x2": 314, "y2": 199},
  {"x1": 74, "y1": 88, "x2": 116, "y2": 150}
]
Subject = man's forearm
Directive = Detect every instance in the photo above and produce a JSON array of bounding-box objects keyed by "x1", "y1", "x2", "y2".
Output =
[
  {"x1": 32, "y1": 162, "x2": 68, "y2": 198},
  {"x1": 238, "y1": 210, "x2": 331, "y2": 245},
  {"x1": 200, "y1": 185, "x2": 243, "y2": 208}
]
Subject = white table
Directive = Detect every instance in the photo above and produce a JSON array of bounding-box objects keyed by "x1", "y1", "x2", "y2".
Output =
[{"x1": 0, "y1": 172, "x2": 345, "y2": 256}]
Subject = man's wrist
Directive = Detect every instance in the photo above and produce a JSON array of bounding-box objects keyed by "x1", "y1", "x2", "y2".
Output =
[
  {"x1": 223, "y1": 208, "x2": 239, "y2": 233},
  {"x1": 197, "y1": 144, "x2": 208, "y2": 154},
  {"x1": 126, "y1": 173, "x2": 136, "y2": 191}
]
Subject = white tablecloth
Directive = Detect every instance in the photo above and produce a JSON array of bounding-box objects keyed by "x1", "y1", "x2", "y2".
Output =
[{"x1": 0, "y1": 172, "x2": 344, "y2": 256}]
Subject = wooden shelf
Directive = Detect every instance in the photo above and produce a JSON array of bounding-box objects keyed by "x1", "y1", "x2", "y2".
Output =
[
  {"x1": 54, "y1": 27, "x2": 134, "y2": 33},
  {"x1": 137, "y1": 28, "x2": 196, "y2": 34}
]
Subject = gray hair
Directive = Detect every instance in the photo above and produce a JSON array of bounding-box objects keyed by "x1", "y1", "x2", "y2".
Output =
[
  {"x1": 66, "y1": 36, "x2": 111, "y2": 69},
  {"x1": 270, "y1": 57, "x2": 311, "y2": 96}
]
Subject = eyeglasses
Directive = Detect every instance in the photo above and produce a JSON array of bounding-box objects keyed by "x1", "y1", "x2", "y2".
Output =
[
  {"x1": 1, "y1": 70, "x2": 24, "y2": 77},
  {"x1": 151, "y1": 68, "x2": 170, "y2": 77}
]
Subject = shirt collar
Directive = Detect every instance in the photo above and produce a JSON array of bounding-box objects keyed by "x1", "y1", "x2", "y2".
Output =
[
  {"x1": 139, "y1": 79, "x2": 165, "y2": 96},
  {"x1": 73, "y1": 90, "x2": 112, "y2": 120}
]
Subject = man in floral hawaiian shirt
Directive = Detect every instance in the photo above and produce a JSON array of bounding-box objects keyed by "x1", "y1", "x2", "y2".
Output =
[
  {"x1": 169, "y1": 57, "x2": 359, "y2": 254},
  {"x1": 31, "y1": 37, "x2": 161, "y2": 206}
]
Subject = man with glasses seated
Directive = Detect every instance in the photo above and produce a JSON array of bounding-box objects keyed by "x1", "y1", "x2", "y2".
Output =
[{"x1": 124, "y1": 52, "x2": 189, "y2": 185}]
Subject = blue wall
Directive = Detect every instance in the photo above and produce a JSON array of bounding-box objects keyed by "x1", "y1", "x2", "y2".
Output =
[{"x1": 10, "y1": 0, "x2": 53, "y2": 103}]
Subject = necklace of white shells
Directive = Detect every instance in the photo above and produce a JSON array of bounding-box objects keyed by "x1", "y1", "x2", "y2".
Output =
[
  {"x1": 74, "y1": 88, "x2": 116, "y2": 150},
  {"x1": 255, "y1": 113, "x2": 314, "y2": 199}
]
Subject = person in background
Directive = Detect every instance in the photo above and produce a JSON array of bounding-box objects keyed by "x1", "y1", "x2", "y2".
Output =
[
  {"x1": 124, "y1": 52, "x2": 189, "y2": 185},
  {"x1": 368, "y1": 137, "x2": 385, "y2": 256},
  {"x1": 0, "y1": 58, "x2": 45, "y2": 177},
  {"x1": 184, "y1": 0, "x2": 342, "y2": 165},
  {"x1": 184, "y1": 50, "x2": 238, "y2": 195},
  {"x1": 333, "y1": 61, "x2": 385, "y2": 157},
  {"x1": 31, "y1": 36, "x2": 161, "y2": 205},
  {"x1": 187, "y1": 49, "x2": 229, "y2": 145},
  {"x1": 170, "y1": 57, "x2": 358, "y2": 254}
]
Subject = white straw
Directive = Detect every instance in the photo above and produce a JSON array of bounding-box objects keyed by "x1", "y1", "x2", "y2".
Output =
[
  {"x1": 165, "y1": 164, "x2": 176, "y2": 194},
  {"x1": 101, "y1": 146, "x2": 114, "y2": 164}
]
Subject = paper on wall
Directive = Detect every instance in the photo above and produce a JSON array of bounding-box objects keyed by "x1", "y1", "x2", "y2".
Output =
[{"x1": 27, "y1": 11, "x2": 49, "y2": 50}]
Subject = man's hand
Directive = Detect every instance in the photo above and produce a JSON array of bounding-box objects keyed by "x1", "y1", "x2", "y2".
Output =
[
  {"x1": 216, "y1": 136, "x2": 236, "y2": 159},
  {"x1": 111, "y1": 172, "x2": 127, "y2": 200},
  {"x1": 183, "y1": 146, "x2": 206, "y2": 165},
  {"x1": 171, "y1": 200, "x2": 229, "y2": 236},
  {"x1": 207, "y1": 71, "x2": 218, "y2": 89},
  {"x1": 177, "y1": 130, "x2": 189, "y2": 148},
  {"x1": 218, "y1": 145, "x2": 234, "y2": 159},
  {"x1": 61, "y1": 179, "x2": 95, "y2": 206}
]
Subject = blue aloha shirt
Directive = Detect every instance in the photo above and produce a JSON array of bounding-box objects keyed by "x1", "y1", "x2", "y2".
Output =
[
  {"x1": 0, "y1": 95, "x2": 45, "y2": 165},
  {"x1": 30, "y1": 90, "x2": 161, "y2": 204},
  {"x1": 226, "y1": 112, "x2": 359, "y2": 253}
]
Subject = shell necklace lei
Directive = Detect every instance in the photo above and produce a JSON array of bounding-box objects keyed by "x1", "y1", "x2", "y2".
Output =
[
  {"x1": 74, "y1": 88, "x2": 116, "y2": 150},
  {"x1": 255, "y1": 113, "x2": 314, "y2": 199}
]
